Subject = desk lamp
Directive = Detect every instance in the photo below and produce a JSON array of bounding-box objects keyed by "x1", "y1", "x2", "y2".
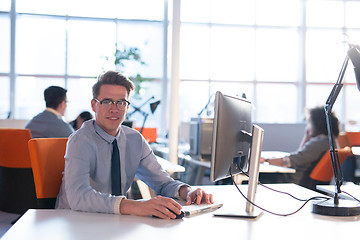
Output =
[
  {"x1": 312, "y1": 44, "x2": 360, "y2": 216},
  {"x1": 126, "y1": 96, "x2": 160, "y2": 133}
]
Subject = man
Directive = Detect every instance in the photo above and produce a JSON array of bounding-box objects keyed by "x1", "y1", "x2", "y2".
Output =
[
  {"x1": 25, "y1": 86, "x2": 74, "y2": 138},
  {"x1": 56, "y1": 71, "x2": 213, "y2": 219}
]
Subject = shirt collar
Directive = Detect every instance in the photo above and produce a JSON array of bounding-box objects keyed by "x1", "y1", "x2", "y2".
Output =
[
  {"x1": 46, "y1": 107, "x2": 62, "y2": 117},
  {"x1": 92, "y1": 120, "x2": 121, "y2": 144}
]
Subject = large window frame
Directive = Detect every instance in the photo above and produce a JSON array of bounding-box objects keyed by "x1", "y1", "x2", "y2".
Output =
[{"x1": 1, "y1": 0, "x2": 360, "y2": 134}]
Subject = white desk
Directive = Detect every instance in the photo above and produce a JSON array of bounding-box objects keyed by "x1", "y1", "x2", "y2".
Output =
[
  {"x1": 156, "y1": 156, "x2": 185, "y2": 174},
  {"x1": 135, "y1": 156, "x2": 185, "y2": 199},
  {"x1": 351, "y1": 146, "x2": 360, "y2": 177},
  {"x1": 316, "y1": 184, "x2": 360, "y2": 201},
  {"x1": 352, "y1": 146, "x2": 360, "y2": 155},
  {"x1": 3, "y1": 184, "x2": 359, "y2": 240}
]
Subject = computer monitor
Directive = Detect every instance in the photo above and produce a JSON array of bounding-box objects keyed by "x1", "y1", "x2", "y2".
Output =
[
  {"x1": 189, "y1": 117, "x2": 213, "y2": 161},
  {"x1": 210, "y1": 91, "x2": 264, "y2": 218},
  {"x1": 210, "y1": 92, "x2": 252, "y2": 182}
]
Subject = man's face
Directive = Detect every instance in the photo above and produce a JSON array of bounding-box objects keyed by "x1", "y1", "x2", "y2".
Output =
[{"x1": 91, "y1": 84, "x2": 129, "y2": 136}]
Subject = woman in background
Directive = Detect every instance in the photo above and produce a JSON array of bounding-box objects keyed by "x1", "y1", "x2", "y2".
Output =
[
  {"x1": 70, "y1": 111, "x2": 93, "y2": 130},
  {"x1": 261, "y1": 106, "x2": 340, "y2": 189}
]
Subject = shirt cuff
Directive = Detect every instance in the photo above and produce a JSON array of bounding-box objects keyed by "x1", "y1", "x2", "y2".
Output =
[
  {"x1": 174, "y1": 184, "x2": 191, "y2": 199},
  {"x1": 282, "y1": 156, "x2": 291, "y2": 168},
  {"x1": 114, "y1": 196, "x2": 126, "y2": 215}
]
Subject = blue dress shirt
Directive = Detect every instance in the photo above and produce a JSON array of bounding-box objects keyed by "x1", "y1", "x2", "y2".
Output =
[{"x1": 56, "y1": 120, "x2": 184, "y2": 214}]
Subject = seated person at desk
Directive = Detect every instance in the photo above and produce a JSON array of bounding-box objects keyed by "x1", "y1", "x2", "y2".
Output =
[
  {"x1": 25, "y1": 86, "x2": 74, "y2": 138},
  {"x1": 56, "y1": 71, "x2": 213, "y2": 219},
  {"x1": 261, "y1": 106, "x2": 340, "y2": 189},
  {"x1": 69, "y1": 111, "x2": 93, "y2": 130}
]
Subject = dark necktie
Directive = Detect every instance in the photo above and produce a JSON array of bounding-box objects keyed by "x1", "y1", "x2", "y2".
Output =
[{"x1": 111, "y1": 139, "x2": 122, "y2": 195}]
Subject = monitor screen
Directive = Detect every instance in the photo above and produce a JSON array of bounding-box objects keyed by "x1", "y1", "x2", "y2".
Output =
[{"x1": 210, "y1": 91, "x2": 252, "y2": 182}]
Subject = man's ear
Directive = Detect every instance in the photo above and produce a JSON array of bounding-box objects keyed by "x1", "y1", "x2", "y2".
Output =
[
  {"x1": 56, "y1": 100, "x2": 67, "y2": 116},
  {"x1": 91, "y1": 99, "x2": 96, "y2": 112}
]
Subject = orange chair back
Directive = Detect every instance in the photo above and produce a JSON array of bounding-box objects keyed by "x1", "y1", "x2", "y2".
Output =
[
  {"x1": 346, "y1": 132, "x2": 360, "y2": 146},
  {"x1": 337, "y1": 132, "x2": 351, "y2": 148},
  {"x1": 0, "y1": 128, "x2": 37, "y2": 213},
  {"x1": 135, "y1": 127, "x2": 157, "y2": 143},
  {"x1": 310, "y1": 147, "x2": 353, "y2": 182},
  {"x1": 0, "y1": 128, "x2": 32, "y2": 168},
  {"x1": 28, "y1": 138, "x2": 67, "y2": 199}
]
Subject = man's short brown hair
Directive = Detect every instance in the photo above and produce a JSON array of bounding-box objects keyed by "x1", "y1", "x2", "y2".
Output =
[{"x1": 92, "y1": 71, "x2": 135, "y2": 98}]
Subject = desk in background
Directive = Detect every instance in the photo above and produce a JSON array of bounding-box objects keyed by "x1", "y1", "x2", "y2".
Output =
[
  {"x1": 134, "y1": 156, "x2": 185, "y2": 199},
  {"x1": 155, "y1": 147, "x2": 295, "y2": 185},
  {"x1": 156, "y1": 156, "x2": 185, "y2": 174},
  {"x1": 3, "y1": 184, "x2": 359, "y2": 240},
  {"x1": 180, "y1": 154, "x2": 295, "y2": 185},
  {"x1": 352, "y1": 146, "x2": 360, "y2": 155}
]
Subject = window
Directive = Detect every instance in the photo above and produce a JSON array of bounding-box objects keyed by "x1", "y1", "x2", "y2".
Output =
[
  {"x1": 0, "y1": 15, "x2": 10, "y2": 73},
  {"x1": 16, "y1": 15, "x2": 66, "y2": 75},
  {"x1": 179, "y1": 0, "x2": 360, "y2": 129},
  {"x1": 0, "y1": 77, "x2": 10, "y2": 118},
  {"x1": 8, "y1": 0, "x2": 165, "y2": 125},
  {"x1": 3, "y1": 0, "x2": 360, "y2": 133}
]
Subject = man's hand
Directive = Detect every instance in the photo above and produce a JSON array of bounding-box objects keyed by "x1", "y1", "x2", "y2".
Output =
[
  {"x1": 179, "y1": 186, "x2": 214, "y2": 205},
  {"x1": 120, "y1": 196, "x2": 182, "y2": 219}
]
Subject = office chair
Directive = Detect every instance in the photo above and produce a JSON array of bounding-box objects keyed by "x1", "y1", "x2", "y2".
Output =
[
  {"x1": 309, "y1": 146, "x2": 353, "y2": 185},
  {"x1": 346, "y1": 132, "x2": 360, "y2": 146},
  {"x1": 0, "y1": 128, "x2": 37, "y2": 214},
  {"x1": 28, "y1": 138, "x2": 68, "y2": 209},
  {"x1": 135, "y1": 127, "x2": 157, "y2": 143},
  {"x1": 337, "y1": 132, "x2": 351, "y2": 148}
]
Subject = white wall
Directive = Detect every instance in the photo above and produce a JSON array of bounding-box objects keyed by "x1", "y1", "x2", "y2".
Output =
[
  {"x1": 180, "y1": 121, "x2": 307, "y2": 153},
  {"x1": 0, "y1": 119, "x2": 28, "y2": 129},
  {"x1": 255, "y1": 123, "x2": 306, "y2": 152}
]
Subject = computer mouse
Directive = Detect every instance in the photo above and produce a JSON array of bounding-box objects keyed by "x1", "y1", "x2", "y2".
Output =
[
  {"x1": 172, "y1": 210, "x2": 185, "y2": 219},
  {"x1": 152, "y1": 209, "x2": 185, "y2": 219}
]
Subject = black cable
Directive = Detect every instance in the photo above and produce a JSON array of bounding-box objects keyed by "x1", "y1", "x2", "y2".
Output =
[
  {"x1": 342, "y1": 191, "x2": 360, "y2": 203},
  {"x1": 229, "y1": 168, "x2": 330, "y2": 217},
  {"x1": 238, "y1": 165, "x2": 327, "y2": 202},
  {"x1": 238, "y1": 168, "x2": 318, "y2": 201}
]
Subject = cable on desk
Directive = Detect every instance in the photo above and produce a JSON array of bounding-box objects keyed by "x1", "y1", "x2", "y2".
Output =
[
  {"x1": 238, "y1": 168, "x2": 326, "y2": 202},
  {"x1": 229, "y1": 168, "x2": 330, "y2": 217},
  {"x1": 342, "y1": 191, "x2": 360, "y2": 203}
]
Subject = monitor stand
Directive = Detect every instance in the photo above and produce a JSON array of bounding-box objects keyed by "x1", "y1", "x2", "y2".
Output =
[
  {"x1": 214, "y1": 124, "x2": 264, "y2": 219},
  {"x1": 214, "y1": 208, "x2": 263, "y2": 219}
]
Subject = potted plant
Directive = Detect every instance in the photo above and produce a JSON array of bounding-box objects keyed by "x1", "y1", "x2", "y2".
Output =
[{"x1": 106, "y1": 44, "x2": 152, "y2": 99}]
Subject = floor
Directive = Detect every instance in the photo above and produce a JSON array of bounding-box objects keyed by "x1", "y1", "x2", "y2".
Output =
[{"x1": 0, "y1": 211, "x2": 21, "y2": 238}]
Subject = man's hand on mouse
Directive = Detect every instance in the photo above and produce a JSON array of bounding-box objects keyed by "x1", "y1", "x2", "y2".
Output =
[
  {"x1": 120, "y1": 196, "x2": 182, "y2": 219},
  {"x1": 120, "y1": 186, "x2": 214, "y2": 219}
]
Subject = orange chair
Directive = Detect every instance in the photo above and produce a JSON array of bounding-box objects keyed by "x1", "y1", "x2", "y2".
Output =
[
  {"x1": 28, "y1": 138, "x2": 68, "y2": 209},
  {"x1": 337, "y1": 132, "x2": 351, "y2": 148},
  {"x1": 0, "y1": 129, "x2": 37, "y2": 214},
  {"x1": 135, "y1": 127, "x2": 157, "y2": 143},
  {"x1": 310, "y1": 146, "x2": 353, "y2": 183},
  {"x1": 345, "y1": 132, "x2": 360, "y2": 146}
]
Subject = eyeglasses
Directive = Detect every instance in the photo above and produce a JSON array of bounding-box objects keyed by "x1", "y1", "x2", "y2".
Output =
[{"x1": 94, "y1": 98, "x2": 130, "y2": 110}]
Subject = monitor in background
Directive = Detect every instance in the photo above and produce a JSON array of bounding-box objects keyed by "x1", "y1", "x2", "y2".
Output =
[
  {"x1": 189, "y1": 117, "x2": 213, "y2": 161},
  {"x1": 210, "y1": 91, "x2": 264, "y2": 218}
]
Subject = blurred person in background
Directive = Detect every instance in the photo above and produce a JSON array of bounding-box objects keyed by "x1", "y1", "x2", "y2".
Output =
[
  {"x1": 70, "y1": 111, "x2": 93, "y2": 130},
  {"x1": 25, "y1": 86, "x2": 74, "y2": 138}
]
